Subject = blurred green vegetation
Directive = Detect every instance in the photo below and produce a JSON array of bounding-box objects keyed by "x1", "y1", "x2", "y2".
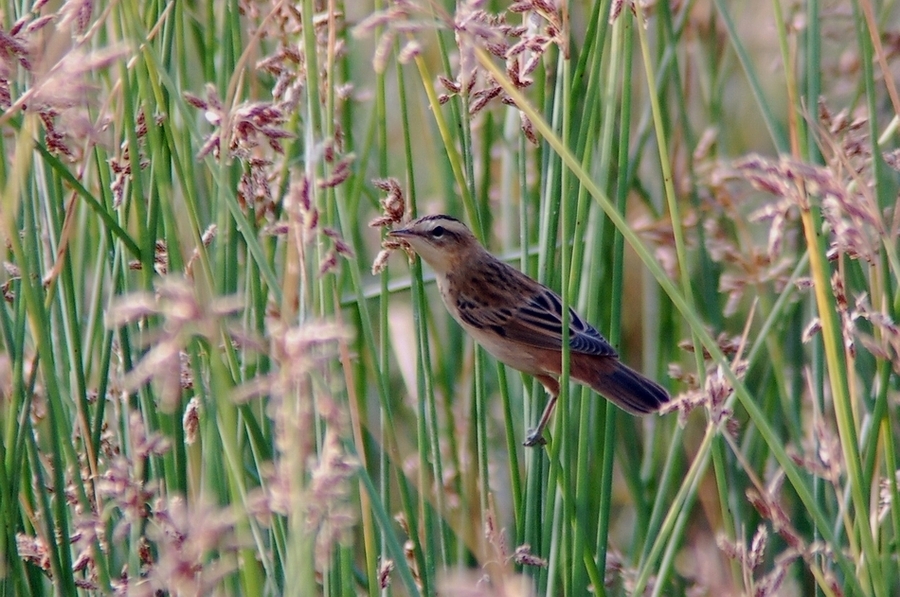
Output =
[{"x1": 0, "y1": 0, "x2": 898, "y2": 595}]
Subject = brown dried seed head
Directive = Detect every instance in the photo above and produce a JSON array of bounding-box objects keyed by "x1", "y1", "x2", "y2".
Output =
[
  {"x1": 26, "y1": 15, "x2": 55, "y2": 34},
  {"x1": 371, "y1": 249, "x2": 391, "y2": 275},
  {"x1": 533, "y1": 0, "x2": 559, "y2": 15},
  {"x1": 319, "y1": 250, "x2": 339, "y2": 275},
  {"x1": 513, "y1": 544, "x2": 548, "y2": 568},
  {"x1": 398, "y1": 40, "x2": 421, "y2": 63},
  {"x1": 332, "y1": 238, "x2": 354, "y2": 258},
  {"x1": 521, "y1": 113, "x2": 537, "y2": 144},
  {"x1": 183, "y1": 397, "x2": 200, "y2": 445},
  {"x1": 801, "y1": 317, "x2": 822, "y2": 344},
  {"x1": 378, "y1": 559, "x2": 394, "y2": 589},
  {"x1": 438, "y1": 75, "x2": 461, "y2": 93},
  {"x1": 368, "y1": 216, "x2": 394, "y2": 229},
  {"x1": 372, "y1": 177, "x2": 398, "y2": 192},
  {"x1": 748, "y1": 525, "x2": 768, "y2": 570}
]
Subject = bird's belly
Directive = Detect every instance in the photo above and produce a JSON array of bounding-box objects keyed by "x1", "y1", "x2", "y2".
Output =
[
  {"x1": 437, "y1": 277, "x2": 551, "y2": 375},
  {"x1": 459, "y1": 320, "x2": 548, "y2": 375}
]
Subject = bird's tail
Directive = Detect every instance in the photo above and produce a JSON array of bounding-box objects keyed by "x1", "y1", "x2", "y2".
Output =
[{"x1": 589, "y1": 360, "x2": 670, "y2": 415}]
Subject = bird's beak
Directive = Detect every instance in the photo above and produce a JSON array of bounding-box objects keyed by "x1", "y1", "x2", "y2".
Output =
[{"x1": 388, "y1": 227, "x2": 415, "y2": 238}]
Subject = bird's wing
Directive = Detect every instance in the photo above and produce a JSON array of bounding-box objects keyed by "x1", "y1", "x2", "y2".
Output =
[{"x1": 454, "y1": 269, "x2": 618, "y2": 358}]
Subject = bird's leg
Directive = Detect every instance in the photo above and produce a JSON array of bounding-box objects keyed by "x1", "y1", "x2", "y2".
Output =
[
  {"x1": 524, "y1": 375, "x2": 560, "y2": 447},
  {"x1": 524, "y1": 394, "x2": 557, "y2": 447}
]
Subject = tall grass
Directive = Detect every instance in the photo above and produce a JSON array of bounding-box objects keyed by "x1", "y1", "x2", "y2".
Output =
[{"x1": 0, "y1": 0, "x2": 898, "y2": 595}]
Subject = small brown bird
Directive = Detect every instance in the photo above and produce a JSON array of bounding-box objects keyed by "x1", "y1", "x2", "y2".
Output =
[{"x1": 390, "y1": 214, "x2": 669, "y2": 446}]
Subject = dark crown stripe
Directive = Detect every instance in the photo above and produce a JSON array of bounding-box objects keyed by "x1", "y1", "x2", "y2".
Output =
[{"x1": 419, "y1": 214, "x2": 462, "y2": 224}]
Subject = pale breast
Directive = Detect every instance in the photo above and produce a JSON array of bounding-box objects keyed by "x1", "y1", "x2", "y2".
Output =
[{"x1": 436, "y1": 274, "x2": 549, "y2": 376}]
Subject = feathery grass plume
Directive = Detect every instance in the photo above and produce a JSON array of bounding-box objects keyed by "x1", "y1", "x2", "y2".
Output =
[
  {"x1": 732, "y1": 146, "x2": 881, "y2": 268},
  {"x1": 853, "y1": 295, "x2": 900, "y2": 374},
  {"x1": 716, "y1": 523, "x2": 813, "y2": 597},
  {"x1": 182, "y1": 396, "x2": 201, "y2": 445},
  {"x1": 185, "y1": 224, "x2": 217, "y2": 277},
  {"x1": 29, "y1": 46, "x2": 123, "y2": 111},
  {"x1": 110, "y1": 109, "x2": 152, "y2": 207},
  {"x1": 353, "y1": 1, "x2": 423, "y2": 74},
  {"x1": 58, "y1": 0, "x2": 93, "y2": 34},
  {"x1": 356, "y1": 0, "x2": 565, "y2": 144},
  {"x1": 436, "y1": 570, "x2": 536, "y2": 597},
  {"x1": 265, "y1": 318, "x2": 355, "y2": 572},
  {"x1": 96, "y1": 412, "x2": 169, "y2": 526},
  {"x1": 464, "y1": 499, "x2": 545, "y2": 593},
  {"x1": 370, "y1": 177, "x2": 412, "y2": 273},
  {"x1": 1, "y1": 1, "x2": 122, "y2": 158},
  {"x1": 271, "y1": 176, "x2": 355, "y2": 276},
  {"x1": 186, "y1": 84, "x2": 292, "y2": 161},
  {"x1": 16, "y1": 534, "x2": 51, "y2": 582},
  {"x1": 814, "y1": 103, "x2": 883, "y2": 264},
  {"x1": 127, "y1": 238, "x2": 168, "y2": 274},
  {"x1": 141, "y1": 497, "x2": 239, "y2": 596},
  {"x1": 106, "y1": 277, "x2": 242, "y2": 411},
  {"x1": 306, "y1": 429, "x2": 359, "y2": 569},
  {"x1": 739, "y1": 481, "x2": 839, "y2": 596},
  {"x1": 4, "y1": 0, "x2": 900, "y2": 593},
  {"x1": 789, "y1": 417, "x2": 843, "y2": 484},
  {"x1": 378, "y1": 558, "x2": 395, "y2": 589},
  {"x1": 663, "y1": 361, "x2": 745, "y2": 431}
]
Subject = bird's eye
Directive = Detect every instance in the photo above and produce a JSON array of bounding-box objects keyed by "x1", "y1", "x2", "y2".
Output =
[{"x1": 432, "y1": 225, "x2": 445, "y2": 238}]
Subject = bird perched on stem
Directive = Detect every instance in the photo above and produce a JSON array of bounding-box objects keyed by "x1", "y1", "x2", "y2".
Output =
[{"x1": 389, "y1": 214, "x2": 670, "y2": 446}]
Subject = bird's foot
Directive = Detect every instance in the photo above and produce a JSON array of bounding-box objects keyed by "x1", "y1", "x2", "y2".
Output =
[{"x1": 523, "y1": 429, "x2": 547, "y2": 447}]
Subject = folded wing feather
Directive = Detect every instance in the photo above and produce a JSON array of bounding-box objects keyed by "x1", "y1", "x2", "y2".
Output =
[{"x1": 455, "y1": 279, "x2": 619, "y2": 358}]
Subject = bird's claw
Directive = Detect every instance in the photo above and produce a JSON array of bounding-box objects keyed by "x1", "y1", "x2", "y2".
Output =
[{"x1": 523, "y1": 429, "x2": 547, "y2": 447}]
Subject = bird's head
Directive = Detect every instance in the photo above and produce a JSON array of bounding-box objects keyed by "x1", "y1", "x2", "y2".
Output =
[{"x1": 388, "y1": 215, "x2": 481, "y2": 274}]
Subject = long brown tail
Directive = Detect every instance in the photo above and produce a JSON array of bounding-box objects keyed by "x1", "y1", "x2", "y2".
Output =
[{"x1": 589, "y1": 359, "x2": 669, "y2": 415}]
